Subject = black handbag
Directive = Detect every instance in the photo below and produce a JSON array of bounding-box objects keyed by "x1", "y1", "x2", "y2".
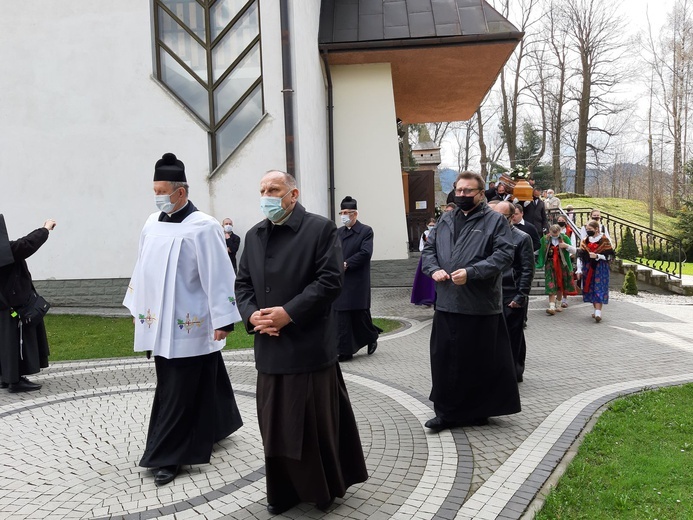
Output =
[{"x1": 12, "y1": 291, "x2": 50, "y2": 326}]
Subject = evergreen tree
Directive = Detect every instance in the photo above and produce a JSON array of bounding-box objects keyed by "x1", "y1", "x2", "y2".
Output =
[
  {"x1": 617, "y1": 228, "x2": 639, "y2": 261},
  {"x1": 621, "y1": 270, "x2": 638, "y2": 295}
]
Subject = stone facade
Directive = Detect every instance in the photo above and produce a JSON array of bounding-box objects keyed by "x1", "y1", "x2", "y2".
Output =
[{"x1": 34, "y1": 278, "x2": 129, "y2": 308}]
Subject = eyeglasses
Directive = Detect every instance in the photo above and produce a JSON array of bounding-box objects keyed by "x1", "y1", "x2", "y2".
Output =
[{"x1": 455, "y1": 188, "x2": 481, "y2": 196}]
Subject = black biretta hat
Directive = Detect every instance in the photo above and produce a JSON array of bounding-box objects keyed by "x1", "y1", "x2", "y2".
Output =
[
  {"x1": 154, "y1": 153, "x2": 187, "y2": 182},
  {"x1": 340, "y1": 196, "x2": 357, "y2": 210}
]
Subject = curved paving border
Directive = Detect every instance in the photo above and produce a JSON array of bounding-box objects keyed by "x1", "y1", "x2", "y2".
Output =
[{"x1": 455, "y1": 373, "x2": 693, "y2": 520}]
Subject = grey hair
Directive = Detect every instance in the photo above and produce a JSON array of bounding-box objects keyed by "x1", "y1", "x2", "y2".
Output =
[
  {"x1": 169, "y1": 181, "x2": 189, "y2": 196},
  {"x1": 265, "y1": 170, "x2": 297, "y2": 190}
]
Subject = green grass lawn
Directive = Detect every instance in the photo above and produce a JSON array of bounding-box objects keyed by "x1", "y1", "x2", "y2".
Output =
[
  {"x1": 682, "y1": 263, "x2": 693, "y2": 276},
  {"x1": 44, "y1": 314, "x2": 401, "y2": 362},
  {"x1": 559, "y1": 196, "x2": 678, "y2": 235},
  {"x1": 536, "y1": 384, "x2": 693, "y2": 520}
]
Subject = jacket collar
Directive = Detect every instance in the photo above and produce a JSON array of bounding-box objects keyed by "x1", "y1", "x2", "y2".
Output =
[{"x1": 260, "y1": 201, "x2": 306, "y2": 233}]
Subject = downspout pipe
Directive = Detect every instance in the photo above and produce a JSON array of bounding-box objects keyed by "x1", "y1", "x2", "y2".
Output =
[
  {"x1": 279, "y1": 0, "x2": 295, "y2": 178},
  {"x1": 321, "y1": 49, "x2": 336, "y2": 221}
]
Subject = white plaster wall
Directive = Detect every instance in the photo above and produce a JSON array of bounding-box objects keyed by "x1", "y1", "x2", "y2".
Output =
[
  {"x1": 331, "y1": 64, "x2": 409, "y2": 260},
  {"x1": 290, "y1": 0, "x2": 329, "y2": 215},
  {"x1": 0, "y1": 1, "x2": 209, "y2": 280},
  {"x1": 207, "y1": 0, "x2": 286, "y2": 247},
  {"x1": 207, "y1": 0, "x2": 329, "y2": 246}
]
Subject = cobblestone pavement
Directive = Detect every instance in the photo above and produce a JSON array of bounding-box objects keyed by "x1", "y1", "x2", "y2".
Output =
[{"x1": 1, "y1": 287, "x2": 693, "y2": 519}]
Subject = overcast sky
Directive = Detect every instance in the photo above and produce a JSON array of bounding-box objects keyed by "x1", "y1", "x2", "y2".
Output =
[{"x1": 438, "y1": 0, "x2": 682, "y2": 170}]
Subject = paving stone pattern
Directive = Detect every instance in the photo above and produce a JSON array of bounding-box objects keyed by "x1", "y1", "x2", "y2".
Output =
[{"x1": 1, "y1": 288, "x2": 693, "y2": 519}]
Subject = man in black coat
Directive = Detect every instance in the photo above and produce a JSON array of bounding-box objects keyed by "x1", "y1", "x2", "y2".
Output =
[
  {"x1": 222, "y1": 218, "x2": 241, "y2": 272},
  {"x1": 235, "y1": 170, "x2": 367, "y2": 515},
  {"x1": 491, "y1": 202, "x2": 534, "y2": 382},
  {"x1": 333, "y1": 196, "x2": 380, "y2": 362},
  {"x1": 421, "y1": 171, "x2": 520, "y2": 432},
  {"x1": 522, "y1": 187, "x2": 548, "y2": 236},
  {"x1": 512, "y1": 203, "x2": 541, "y2": 252}
]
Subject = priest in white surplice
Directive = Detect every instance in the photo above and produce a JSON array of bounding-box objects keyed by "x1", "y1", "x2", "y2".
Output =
[{"x1": 124, "y1": 153, "x2": 243, "y2": 487}]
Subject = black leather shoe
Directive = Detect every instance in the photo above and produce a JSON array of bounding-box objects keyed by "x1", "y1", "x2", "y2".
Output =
[
  {"x1": 8, "y1": 377, "x2": 41, "y2": 393},
  {"x1": 367, "y1": 341, "x2": 378, "y2": 355},
  {"x1": 0, "y1": 382, "x2": 8, "y2": 389},
  {"x1": 517, "y1": 375, "x2": 523, "y2": 383},
  {"x1": 154, "y1": 465, "x2": 180, "y2": 486},
  {"x1": 424, "y1": 416, "x2": 456, "y2": 432},
  {"x1": 316, "y1": 497, "x2": 335, "y2": 511},
  {"x1": 337, "y1": 354, "x2": 352, "y2": 362},
  {"x1": 267, "y1": 501, "x2": 299, "y2": 515}
]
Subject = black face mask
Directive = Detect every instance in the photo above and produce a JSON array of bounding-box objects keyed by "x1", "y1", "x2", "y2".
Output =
[
  {"x1": 558, "y1": 221, "x2": 566, "y2": 227},
  {"x1": 454, "y1": 195, "x2": 477, "y2": 211},
  {"x1": 586, "y1": 230, "x2": 596, "y2": 237}
]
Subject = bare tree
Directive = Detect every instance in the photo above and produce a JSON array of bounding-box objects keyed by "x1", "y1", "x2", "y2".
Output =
[
  {"x1": 562, "y1": 0, "x2": 630, "y2": 194},
  {"x1": 644, "y1": 0, "x2": 693, "y2": 209},
  {"x1": 542, "y1": 0, "x2": 574, "y2": 191},
  {"x1": 496, "y1": 0, "x2": 545, "y2": 167}
]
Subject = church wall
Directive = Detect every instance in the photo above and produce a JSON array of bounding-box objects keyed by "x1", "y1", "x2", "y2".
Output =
[
  {"x1": 0, "y1": 1, "x2": 210, "y2": 283},
  {"x1": 331, "y1": 63, "x2": 409, "y2": 261}
]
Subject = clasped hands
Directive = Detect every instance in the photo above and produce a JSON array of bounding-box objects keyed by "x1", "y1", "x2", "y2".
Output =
[
  {"x1": 249, "y1": 306, "x2": 291, "y2": 336},
  {"x1": 432, "y1": 268, "x2": 467, "y2": 285}
]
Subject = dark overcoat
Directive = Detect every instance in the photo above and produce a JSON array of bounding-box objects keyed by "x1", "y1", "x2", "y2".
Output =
[
  {"x1": 333, "y1": 220, "x2": 373, "y2": 311},
  {"x1": 235, "y1": 203, "x2": 344, "y2": 375},
  {"x1": 0, "y1": 227, "x2": 49, "y2": 308},
  {"x1": 523, "y1": 198, "x2": 548, "y2": 236},
  {"x1": 421, "y1": 202, "x2": 514, "y2": 315}
]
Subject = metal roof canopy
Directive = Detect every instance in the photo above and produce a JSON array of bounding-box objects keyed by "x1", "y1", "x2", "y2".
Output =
[{"x1": 319, "y1": 0, "x2": 522, "y2": 123}]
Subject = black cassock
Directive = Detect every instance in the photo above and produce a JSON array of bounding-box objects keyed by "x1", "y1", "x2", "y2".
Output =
[
  {"x1": 0, "y1": 222, "x2": 51, "y2": 386},
  {"x1": 430, "y1": 312, "x2": 520, "y2": 422},
  {"x1": 333, "y1": 221, "x2": 379, "y2": 356},
  {"x1": 139, "y1": 202, "x2": 242, "y2": 468}
]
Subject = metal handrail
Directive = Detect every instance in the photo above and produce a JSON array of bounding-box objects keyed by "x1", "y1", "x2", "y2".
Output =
[{"x1": 548, "y1": 207, "x2": 684, "y2": 279}]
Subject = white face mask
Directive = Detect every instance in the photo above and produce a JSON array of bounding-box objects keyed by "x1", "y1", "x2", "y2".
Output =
[
  {"x1": 224, "y1": 225, "x2": 233, "y2": 233},
  {"x1": 340, "y1": 214, "x2": 351, "y2": 226},
  {"x1": 155, "y1": 190, "x2": 179, "y2": 213}
]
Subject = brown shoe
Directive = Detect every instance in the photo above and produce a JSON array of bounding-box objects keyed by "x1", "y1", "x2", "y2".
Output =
[
  {"x1": 595, "y1": 315, "x2": 602, "y2": 323},
  {"x1": 546, "y1": 308, "x2": 555, "y2": 315}
]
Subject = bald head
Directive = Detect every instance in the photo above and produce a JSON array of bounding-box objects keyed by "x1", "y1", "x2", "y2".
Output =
[{"x1": 492, "y1": 200, "x2": 514, "y2": 222}]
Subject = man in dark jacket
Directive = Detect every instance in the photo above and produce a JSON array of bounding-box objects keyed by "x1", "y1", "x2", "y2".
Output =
[
  {"x1": 0, "y1": 215, "x2": 56, "y2": 392},
  {"x1": 235, "y1": 170, "x2": 367, "y2": 515},
  {"x1": 421, "y1": 171, "x2": 520, "y2": 431},
  {"x1": 523, "y1": 187, "x2": 548, "y2": 236},
  {"x1": 334, "y1": 196, "x2": 379, "y2": 362},
  {"x1": 512, "y1": 203, "x2": 541, "y2": 252},
  {"x1": 491, "y1": 201, "x2": 534, "y2": 382}
]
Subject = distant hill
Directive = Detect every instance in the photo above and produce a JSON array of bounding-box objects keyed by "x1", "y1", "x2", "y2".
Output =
[{"x1": 439, "y1": 168, "x2": 458, "y2": 194}]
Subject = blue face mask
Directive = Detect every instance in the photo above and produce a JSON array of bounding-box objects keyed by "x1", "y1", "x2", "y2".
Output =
[
  {"x1": 260, "y1": 191, "x2": 292, "y2": 222},
  {"x1": 155, "y1": 190, "x2": 179, "y2": 214}
]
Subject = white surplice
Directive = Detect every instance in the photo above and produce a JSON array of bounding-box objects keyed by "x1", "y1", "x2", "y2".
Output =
[{"x1": 123, "y1": 211, "x2": 241, "y2": 359}]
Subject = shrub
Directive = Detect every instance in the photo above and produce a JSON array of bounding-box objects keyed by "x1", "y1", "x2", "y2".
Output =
[
  {"x1": 616, "y1": 228, "x2": 639, "y2": 260},
  {"x1": 621, "y1": 270, "x2": 638, "y2": 295}
]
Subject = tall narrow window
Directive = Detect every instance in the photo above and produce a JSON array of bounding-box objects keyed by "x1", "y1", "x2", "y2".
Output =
[{"x1": 153, "y1": 0, "x2": 263, "y2": 169}]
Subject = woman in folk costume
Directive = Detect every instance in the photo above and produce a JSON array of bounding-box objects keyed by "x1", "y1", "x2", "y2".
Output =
[
  {"x1": 577, "y1": 220, "x2": 615, "y2": 323},
  {"x1": 536, "y1": 224, "x2": 578, "y2": 315}
]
